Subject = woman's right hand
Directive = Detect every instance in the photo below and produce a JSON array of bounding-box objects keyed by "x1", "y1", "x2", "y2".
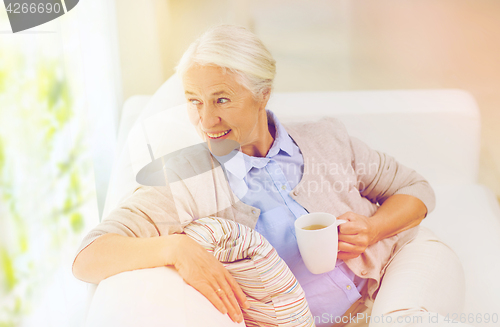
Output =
[{"x1": 167, "y1": 234, "x2": 250, "y2": 323}]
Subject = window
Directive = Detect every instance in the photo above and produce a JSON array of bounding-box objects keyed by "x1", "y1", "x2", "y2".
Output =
[{"x1": 0, "y1": 1, "x2": 120, "y2": 325}]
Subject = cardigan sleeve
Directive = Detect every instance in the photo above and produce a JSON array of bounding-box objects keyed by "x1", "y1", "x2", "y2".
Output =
[
  {"x1": 72, "y1": 145, "x2": 225, "y2": 266},
  {"x1": 73, "y1": 176, "x2": 187, "y2": 265},
  {"x1": 349, "y1": 135, "x2": 436, "y2": 215}
]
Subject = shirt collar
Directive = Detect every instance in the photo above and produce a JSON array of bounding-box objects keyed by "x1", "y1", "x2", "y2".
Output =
[
  {"x1": 215, "y1": 110, "x2": 294, "y2": 180},
  {"x1": 266, "y1": 110, "x2": 294, "y2": 158}
]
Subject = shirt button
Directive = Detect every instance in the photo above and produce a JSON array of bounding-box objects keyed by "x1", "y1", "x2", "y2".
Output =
[
  {"x1": 252, "y1": 210, "x2": 257, "y2": 214},
  {"x1": 346, "y1": 285, "x2": 352, "y2": 290},
  {"x1": 292, "y1": 190, "x2": 298, "y2": 196},
  {"x1": 281, "y1": 185, "x2": 286, "y2": 190}
]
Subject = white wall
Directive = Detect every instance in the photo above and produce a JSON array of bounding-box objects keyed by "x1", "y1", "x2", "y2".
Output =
[{"x1": 112, "y1": 0, "x2": 500, "y2": 202}]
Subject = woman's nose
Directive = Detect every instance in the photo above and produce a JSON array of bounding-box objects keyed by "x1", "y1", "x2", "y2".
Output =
[{"x1": 199, "y1": 103, "x2": 221, "y2": 129}]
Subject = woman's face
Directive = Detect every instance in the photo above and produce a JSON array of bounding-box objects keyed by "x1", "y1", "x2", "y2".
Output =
[{"x1": 183, "y1": 64, "x2": 272, "y2": 157}]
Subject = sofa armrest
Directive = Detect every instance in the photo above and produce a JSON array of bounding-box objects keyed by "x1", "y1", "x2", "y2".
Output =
[
  {"x1": 84, "y1": 267, "x2": 244, "y2": 327},
  {"x1": 422, "y1": 184, "x2": 500, "y2": 318}
]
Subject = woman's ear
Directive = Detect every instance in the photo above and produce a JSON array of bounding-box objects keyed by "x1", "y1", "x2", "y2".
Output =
[
  {"x1": 262, "y1": 87, "x2": 271, "y2": 100},
  {"x1": 259, "y1": 87, "x2": 271, "y2": 109}
]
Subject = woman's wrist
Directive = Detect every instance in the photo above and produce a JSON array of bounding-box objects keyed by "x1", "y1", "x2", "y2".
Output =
[
  {"x1": 367, "y1": 217, "x2": 383, "y2": 245},
  {"x1": 369, "y1": 194, "x2": 427, "y2": 243},
  {"x1": 160, "y1": 233, "x2": 186, "y2": 267}
]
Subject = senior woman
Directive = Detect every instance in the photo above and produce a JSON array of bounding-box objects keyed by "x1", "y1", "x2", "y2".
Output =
[{"x1": 73, "y1": 25, "x2": 469, "y2": 327}]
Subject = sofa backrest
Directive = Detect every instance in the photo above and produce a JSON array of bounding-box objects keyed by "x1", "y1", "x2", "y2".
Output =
[{"x1": 268, "y1": 89, "x2": 481, "y2": 186}]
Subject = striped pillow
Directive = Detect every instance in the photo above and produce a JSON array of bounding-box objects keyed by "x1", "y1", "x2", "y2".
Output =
[{"x1": 183, "y1": 217, "x2": 314, "y2": 327}]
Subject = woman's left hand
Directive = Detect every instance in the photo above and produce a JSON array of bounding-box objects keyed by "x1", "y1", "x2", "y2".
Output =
[{"x1": 336, "y1": 212, "x2": 379, "y2": 260}]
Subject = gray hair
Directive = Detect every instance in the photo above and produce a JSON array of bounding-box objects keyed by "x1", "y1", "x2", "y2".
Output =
[{"x1": 175, "y1": 24, "x2": 276, "y2": 98}]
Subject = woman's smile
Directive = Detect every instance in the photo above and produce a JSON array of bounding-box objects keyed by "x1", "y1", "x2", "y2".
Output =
[{"x1": 205, "y1": 129, "x2": 232, "y2": 139}]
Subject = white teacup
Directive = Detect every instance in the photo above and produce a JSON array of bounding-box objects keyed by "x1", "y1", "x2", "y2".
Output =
[{"x1": 294, "y1": 212, "x2": 347, "y2": 274}]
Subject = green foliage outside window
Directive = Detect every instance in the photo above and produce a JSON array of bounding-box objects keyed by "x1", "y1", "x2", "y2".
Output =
[{"x1": 0, "y1": 43, "x2": 94, "y2": 326}]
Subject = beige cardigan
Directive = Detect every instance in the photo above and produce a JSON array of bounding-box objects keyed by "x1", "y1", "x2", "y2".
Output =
[{"x1": 75, "y1": 117, "x2": 435, "y2": 300}]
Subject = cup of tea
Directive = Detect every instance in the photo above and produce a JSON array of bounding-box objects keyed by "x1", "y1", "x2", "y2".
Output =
[{"x1": 294, "y1": 212, "x2": 347, "y2": 274}]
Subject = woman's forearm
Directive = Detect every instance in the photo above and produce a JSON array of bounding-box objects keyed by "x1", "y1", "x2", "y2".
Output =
[
  {"x1": 370, "y1": 194, "x2": 428, "y2": 244},
  {"x1": 72, "y1": 233, "x2": 183, "y2": 284},
  {"x1": 338, "y1": 194, "x2": 429, "y2": 260},
  {"x1": 72, "y1": 232, "x2": 248, "y2": 322}
]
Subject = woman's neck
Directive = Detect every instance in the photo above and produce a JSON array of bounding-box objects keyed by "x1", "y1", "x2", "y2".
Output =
[{"x1": 240, "y1": 111, "x2": 275, "y2": 157}]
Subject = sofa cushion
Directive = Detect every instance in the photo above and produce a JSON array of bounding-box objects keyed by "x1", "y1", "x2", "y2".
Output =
[{"x1": 184, "y1": 217, "x2": 314, "y2": 327}]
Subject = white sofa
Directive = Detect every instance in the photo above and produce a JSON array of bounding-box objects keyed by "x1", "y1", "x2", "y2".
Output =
[{"x1": 82, "y1": 74, "x2": 500, "y2": 327}]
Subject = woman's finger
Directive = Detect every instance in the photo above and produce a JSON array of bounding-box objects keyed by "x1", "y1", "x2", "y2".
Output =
[
  {"x1": 337, "y1": 251, "x2": 360, "y2": 260},
  {"x1": 201, "y1": 264, "x2": 243, "y2": 322},
  {"x1": 175, "y1": 238, "x2": 233, "y2": 316},
  {"x1": 215, "y1": 283, "x2": 243, "y2": 323},
  {"x1": 338, "y1": 240, "x2": 365, "y2": 254},
  {"x1": 196, "y1": 282, "x2": 228, "y2": 316},
  {"x1": 338, "y1": 233, "x2": 370, "y2": 247},
  {"x1": 224, "y1": 269, "x2": 250, "y2": 309},
  {"x1": 339, "y1": 221, "x2": 368, "y2": 235},
  {"x1": 338, "y1": 223, "x2": 358, "y2": 235},
  {"x1": 338, "y1": 233, "x2": 358, "y2": 243},
  {"x1": 173, "y1": 236, "x2": 247, "y2": 323}
]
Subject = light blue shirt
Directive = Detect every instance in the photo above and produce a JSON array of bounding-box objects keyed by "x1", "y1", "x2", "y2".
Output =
[{"x1": 215, "y1": 111, "x2": 366, "y2": 326}]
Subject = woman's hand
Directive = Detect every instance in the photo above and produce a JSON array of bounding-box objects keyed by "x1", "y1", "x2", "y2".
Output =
[
  {"x1": 167, "y1": 234, "x2": 249, "y2": 323},
  {"x1": 336, "y1": 212, "x2": 379, "y2": 260}
]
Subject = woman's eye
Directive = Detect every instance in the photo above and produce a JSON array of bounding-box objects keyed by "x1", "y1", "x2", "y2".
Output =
[
  {"x1": 189, "y1": 99, "x2": 201, "y2": 105},
  {"x1": 217, "y1": 98, "x2": 230, "y2": 104}
]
